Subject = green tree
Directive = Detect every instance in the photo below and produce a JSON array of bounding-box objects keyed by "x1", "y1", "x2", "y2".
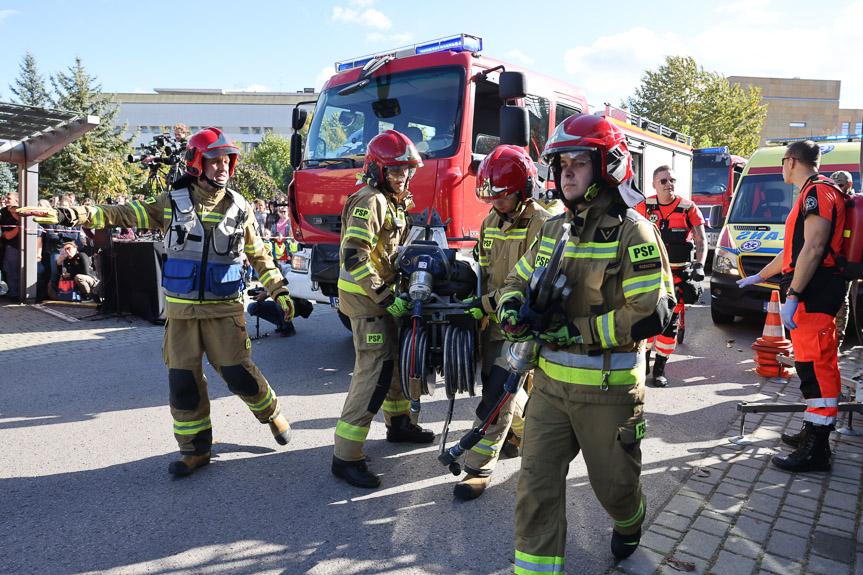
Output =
[
  {"x1": 625, "y1": 56, "x2": 767, "y2": 157},
  {"x1": 40, "y1": 57, "x2": 136, "y2": 198},
  {"x1": 247, "y1": 131, "x2": 293, "y2": 193},
  {"x1": 230, "y1": 161, "x2": 280, "y2": 201},
  {"x1": 0, "y1": 163, "x2": 16, "y2": 195},
  {"x1": 9, "y1": 50, "x2": 51, "y2": 107},
  {"x1": 82, "y1": 156, "x2": 138, "y2": 203}
]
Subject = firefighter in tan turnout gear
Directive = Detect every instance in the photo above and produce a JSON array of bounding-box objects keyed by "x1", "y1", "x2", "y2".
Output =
[
  {"x1": 332, "y1": 130, "x2": 435, "y2": 489},
  {"x1": 497, "y1": 115, "x2": 675, "y2": 570},
  {"x1": 19, "y1": 128, "x2": 294, "y2": 477},
  {"x1": 454, "y1": 145, "x2": 550, "y2": 501}
]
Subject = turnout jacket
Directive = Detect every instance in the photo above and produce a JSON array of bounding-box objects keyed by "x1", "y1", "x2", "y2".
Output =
[
  {"x1": 337, "y1": 184, "x2": 412, "y2": 318},
  {"x1": 64, "y1": 184, "x2": 288, "y2": 320},
  {"x1": 498, "y1": 191, "x2": 675, "y2": 405},
  {"x1": 477, "y1": 199, "x2": 551, "y2": 342}
]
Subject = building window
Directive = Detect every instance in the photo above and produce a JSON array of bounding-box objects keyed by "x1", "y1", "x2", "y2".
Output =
[
  {"x1": 841, "y1": 122, "x2": 850, "y2": 135},
  {"x1": 241, "y1": 127, "x2": 250, "y2": 135},
  {"x1": 789, "y1": 122, "x2": 806, "y2": 128},
  {"x1": 856, "y1": 122, "x2": 862, "y2": 134},
  {"x1": 252, "y1": 127, "x2": 261, "y2": 135},
  {"x1": 264, "y1": 127, "x2": 273, "y2": 132},
  {"x1": 151, "y1": 126, "x2": 162, "y2": 134},
  {"x1": 140, "y1": 127, "x2": 149, "y2": 134}
]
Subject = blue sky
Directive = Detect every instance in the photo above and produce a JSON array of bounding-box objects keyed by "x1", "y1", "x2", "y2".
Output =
[{"x1": 2, "y1": 0, "x2": 862, "y2": 110}]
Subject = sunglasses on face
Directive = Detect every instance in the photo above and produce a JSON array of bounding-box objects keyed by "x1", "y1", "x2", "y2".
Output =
[{"x1": 656, "y1": 178, "x2": 677, "y2": 185}]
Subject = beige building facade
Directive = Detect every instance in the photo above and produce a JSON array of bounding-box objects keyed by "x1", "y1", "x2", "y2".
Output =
[{"x1": 728, "y1": 76, "x2": 863, "y2": 146}]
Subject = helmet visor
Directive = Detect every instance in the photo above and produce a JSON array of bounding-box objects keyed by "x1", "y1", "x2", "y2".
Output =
[
  {"x1": 385, "y1": 164, "x2": 417, "y2": 180},
  {"x1": 477, "y1": 177, "x2": 516, "y2": 200}
]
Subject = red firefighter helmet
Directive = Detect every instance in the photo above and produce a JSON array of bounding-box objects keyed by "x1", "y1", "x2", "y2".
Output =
[
  {"x1": 541, "y1": 114, "x2": 632, "y2": 187},
  {"x1": 363, "y1": 130, "x2": 423, "y2": 188},
  {"x1": 185, "y1": 127, "x2": 241, "y2": 177},
  {"x1": 476, "y1": 145, "x2": 537, "y2": 202}
]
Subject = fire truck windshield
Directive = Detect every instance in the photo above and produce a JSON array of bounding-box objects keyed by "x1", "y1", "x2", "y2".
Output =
[
  {"x1": 304, "y1": 66, "x2": 464, "y2": 167},
  {"x1": 692, "y1": 166, "x2": 730, "y2": 196}
]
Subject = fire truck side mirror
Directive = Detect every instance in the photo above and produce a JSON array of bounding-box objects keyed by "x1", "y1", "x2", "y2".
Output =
[
  {"x1": 292, "y1": 108, "x2": 308, "y2": 131},
  {"x1": 290, "y1": 133, "x2": 303, "y2": 169},
  {"x1": 500, "y1": 106, "x2": 529, "y2": 148},
  {"x1": 499, "y1": 71, "x2": 527, "y2": 101}
]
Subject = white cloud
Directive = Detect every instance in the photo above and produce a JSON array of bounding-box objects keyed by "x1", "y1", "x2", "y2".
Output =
[
  {"x1": 0, "y1": 9, "x2": 20, "y2": 23},
  {"x1": 332, "y1": 6, "x2": 391, "y2": 30},
  {"x1": 315, "y1": 66, "x2": 336, "y2": 91},
  {"x1": 506, "y1": 49, "x2": 534, "y2": 65},
  {"x1": 236, "y1": 84, "x2": 269, "y2": 92},
  {"x1": 563, "y1": 27, "x2": 688, "y2": 106}
]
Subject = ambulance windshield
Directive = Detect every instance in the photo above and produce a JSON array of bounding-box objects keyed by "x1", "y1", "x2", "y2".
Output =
[
  {"x1": 305, "y1": 66, "x2": 464, "y2": 166},
  {"x1": 727, "y1": 174, "x2": 797, "y2": 224}
]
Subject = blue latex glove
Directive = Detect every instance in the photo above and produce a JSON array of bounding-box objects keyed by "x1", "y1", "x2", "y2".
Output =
[
  {"x1": 781, "y1": 297, "x2": 798, "y2": 330},
  {"x1": 736, "y1": 273, "x2": 763, "y2": 289}
]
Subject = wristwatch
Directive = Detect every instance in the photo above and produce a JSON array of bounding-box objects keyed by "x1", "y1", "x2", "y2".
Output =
[{"x1": 787, "y1": 287, "x2": 802, "y2": 299}]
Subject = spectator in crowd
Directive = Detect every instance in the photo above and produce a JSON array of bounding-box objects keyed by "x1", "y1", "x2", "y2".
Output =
[
  {"x1": 1, "y1": 192, "x2": 21, "y2": 297},
  {"x1": 271, "y1": 204, "x2": 292, "y2": 240},
  {"x1": 253, "y1": 198, "x2": 267, "y2": 235},
  {"x1": 265, "y1": 200, "x2": 279, "y2": 231},
  {"x1": 36, "y1": 199, "x2": 59, "y2": 300},
  {"x1": 56, "y1": 241, "x2": 100, "y2": 301}
]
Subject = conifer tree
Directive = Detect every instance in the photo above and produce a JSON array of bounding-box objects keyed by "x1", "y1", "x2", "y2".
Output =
[{"x1": 9, "y1": 51, "x2": 51, "y2": 107}]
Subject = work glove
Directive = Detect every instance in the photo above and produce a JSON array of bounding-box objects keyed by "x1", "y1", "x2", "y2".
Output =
[
  {"x1": 462, "y1": 296, "x2": 485, "y2": 320},
  {"x1": 499, "y1": 300, "x2": 532, "y2": 342},
  {"x1": 275, "y1": 293, "x2": 295, "y2": 323},
  {"x1": 385, "y1": 295, "x2": 412, "y2": 317},
  {"x1": 16, "y1": 206, "x2": 71, "y2": 225},
  {"x1": 736, "y1": 273, "x2": 763, "y2": 289},
  {"x1": 780, "y1": 297, "x2": 798, "y2": 331},
  {"x1": 539, "y1": 322, "x2": 582, "y2": 347},
  {"x1": 691, "y1": 263, "x2": 705, "y2": 283}
]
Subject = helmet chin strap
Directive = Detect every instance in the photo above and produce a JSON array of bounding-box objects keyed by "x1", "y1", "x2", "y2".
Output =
[
  {"x1": 200, "y1": 174, "x2": 227, "y2": 190},
  {"x1": 492, "y1": 197, "x2": 523, "y2": 219},
  {"x1": 562, "y1": 182, "x2": 602, "y2": 212}
]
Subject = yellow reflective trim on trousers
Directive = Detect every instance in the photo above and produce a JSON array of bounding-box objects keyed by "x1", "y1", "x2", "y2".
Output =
[
  {"x1": 615, "y1": 498, "x2": 645, "y2": 528},
  {"x1": 382, "y1": 399, "x2": 410, "y2": 413},
  {"x1": 335, "y1": 420, "x2": 369, "y2": 443},
  {"x1": 471, "y1": 437, "x2": 502, "y2": 456},
  {"x1": 165, "y1": 296, "x2": 243, "y2": 304},
  {"x1": 338, "y1": 277, "x2": 368, "y2": 295},
  {"x1": 244, "y1": 386, "x2": 274, "y2": 411},
  {"x1": 622, "y1": 272, "x2": 663, "y2": 298},
  {"x1": 538, "y1": 357, "x2": 639, "y2": 386},
  {"x1": 173, "y1": 416, "x2": 212, "y2": 435},
  {"x1": 596, "y1": 310, "x2": 617, "y2": 348},
  {"x1": 514, "y1": 550, "x2": 564, "y2": 574},
  {"x1": 259, "y1": 269, "x2": 279, "y2": 285}
]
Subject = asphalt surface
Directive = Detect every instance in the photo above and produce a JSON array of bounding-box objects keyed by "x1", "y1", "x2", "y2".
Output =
[{"x1": 0, "y1": 289, "x2": 855, "y2": 575}]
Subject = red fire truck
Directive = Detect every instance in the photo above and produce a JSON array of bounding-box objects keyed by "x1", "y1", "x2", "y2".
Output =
[
  {"x1": 286, "y1": 34, "x2": 694, "y2": 317},
  {"x1": 691, "y1": 146, "x2": 747, "y2": 250}
]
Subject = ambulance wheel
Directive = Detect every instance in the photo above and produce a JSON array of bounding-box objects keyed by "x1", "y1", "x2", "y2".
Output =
[
  {"x1": 711, "y1": 306, "x2": 734, "y2": 325},
  {"x1": 337, "y1": 310, "x2": 352, "y2": 332},
  {"x1": 677, "y1": 328, "x2": 685, "y2": 344}
]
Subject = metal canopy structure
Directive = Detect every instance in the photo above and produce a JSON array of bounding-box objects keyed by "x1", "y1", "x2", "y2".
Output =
[{"x1": 0, "y1": 101, "x2": 100, "y2": 303}]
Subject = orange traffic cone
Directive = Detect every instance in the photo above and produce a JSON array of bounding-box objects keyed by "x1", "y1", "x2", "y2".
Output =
[{"x1": 751, "y1": 290, "x2": 793, "y2": 377}]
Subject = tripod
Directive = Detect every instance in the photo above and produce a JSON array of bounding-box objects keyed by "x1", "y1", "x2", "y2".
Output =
[{"x1": 144, "y1": 163, "x2": 168, "y2": 196}]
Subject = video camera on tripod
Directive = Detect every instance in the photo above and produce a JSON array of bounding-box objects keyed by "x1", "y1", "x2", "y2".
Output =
[{"x1": 127, "y1": 134, "x2": 186, "y2": 165}]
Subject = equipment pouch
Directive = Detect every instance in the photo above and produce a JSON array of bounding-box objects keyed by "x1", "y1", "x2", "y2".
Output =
[{"x1": 162, "y1": 260, "x2": 198, "y2": 294}]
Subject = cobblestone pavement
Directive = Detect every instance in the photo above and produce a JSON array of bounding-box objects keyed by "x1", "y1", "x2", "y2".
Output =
[{"x1": 616, "y1": 350, "x2": 863, "y2": 575}]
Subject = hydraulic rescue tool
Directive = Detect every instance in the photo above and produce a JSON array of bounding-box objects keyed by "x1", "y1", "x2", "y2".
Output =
[
  {"x1": 438, "y1": 222, "x2": 572, "y2": 475},
  {"x1": 393, "y1": 207, "x2": 479, "y2": 455}
]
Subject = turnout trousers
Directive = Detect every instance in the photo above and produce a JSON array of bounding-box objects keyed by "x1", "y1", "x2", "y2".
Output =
[
  {"x1": 334, "y1": 315, "x2": 411, "y2": 461},
  {"x1": 514, "y1": 383, "x2": 645, "y2": 574},
  {"x1": 464, "y1": 339, "x2": 528, "y2": 476},
  {"x1": 790, "y1": 302, "x2": 841, "y2": 426},
  {"x1": 163, "y1": 315, "x2": 282, "y2": 455},
  {"x1": 647, "y1": 269, "x2": 684, "y2": 358}
]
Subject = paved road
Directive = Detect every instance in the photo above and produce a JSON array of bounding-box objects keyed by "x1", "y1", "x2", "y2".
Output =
[{"x1": 1, "y1": 291, "x2": 860, "y2": 575}]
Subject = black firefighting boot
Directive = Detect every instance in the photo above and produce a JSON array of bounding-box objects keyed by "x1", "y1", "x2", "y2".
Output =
[
  {"x1": 652, "y1": 355, "x2": 668, "y2": 388},
  {"x1": 611, "y1": 528, "x2": 641, "y2": 560},
  {"x1": 268, "y1": 412, "x2": 292, "y2": 445},
  {"x1": 168, "y1": 452, "x2": 211, "y2": 477},
  {"x1": 772, "y1": 422, "x2": 832, "y2": 472},
  {"x1": 645, "y1": 350, "x2": 651, "y2": 378},
  {"x1": 386, "y1": 414, "x2": 435, "y2": 444},
  {"x1": 331, "y1": 455, "x2": 381, "y2": 488},
  {"x1": 782, "y1": 423, "x2": 834, "y2": 448},
  {"x1": 500, "y1": 430, "x2": 521, "y2": 459},
  {"x1": 453, "y1": 473, "x2": 491, "y2": 501}
]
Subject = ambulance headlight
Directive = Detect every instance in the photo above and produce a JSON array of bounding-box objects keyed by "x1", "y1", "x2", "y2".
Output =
[{"x1": 713, "y1": 247, "x2": 739, "y2": 276}]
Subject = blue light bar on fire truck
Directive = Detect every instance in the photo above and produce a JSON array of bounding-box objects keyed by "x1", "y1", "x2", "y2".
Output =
[
  {"x1": 765, "y1": 134, "x2": 862, "y2": 145},
  {"x1": 335, "y1": 34, "x2": 483, "y2": 72},
  {"x1": 695, "y1": 147, "x2": 729, "y2": 154}
]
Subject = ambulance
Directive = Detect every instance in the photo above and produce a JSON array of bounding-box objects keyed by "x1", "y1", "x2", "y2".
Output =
[{"x1": 709, "y1": 137, "x2": 861, "y2": 324}]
